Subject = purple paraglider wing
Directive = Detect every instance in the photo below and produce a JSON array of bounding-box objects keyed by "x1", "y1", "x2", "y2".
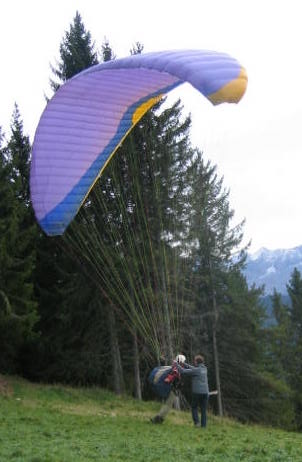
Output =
[{"x1": 30, "y1": 50, "x2": 247, "y2": 235}]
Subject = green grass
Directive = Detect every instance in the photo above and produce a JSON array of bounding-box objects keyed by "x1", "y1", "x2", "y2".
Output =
[{"x1": 0, "y1": 375, "x2": 301, "y2": 461}]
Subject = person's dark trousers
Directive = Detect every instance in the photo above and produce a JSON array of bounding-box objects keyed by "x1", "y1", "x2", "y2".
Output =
[{"x1": 191, "y1": 393, "x2": 208, "y2": 427}]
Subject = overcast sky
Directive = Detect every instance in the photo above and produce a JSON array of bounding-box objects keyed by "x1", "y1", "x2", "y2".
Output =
[{"x1": 1, "y1": 0, "x2": 301, "y2": 253}]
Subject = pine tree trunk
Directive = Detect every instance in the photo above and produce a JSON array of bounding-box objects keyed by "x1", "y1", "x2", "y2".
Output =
[
  {"x1": 212, "y1": 318, "x2": 223, "y2": 416},
  {"x1": 160, "y1": 269, "x2": 181, "y2": 409},
  {"x1": 161, "y1": 268, "x2": 174, "y2": 362},
  {"x1": 133, "y1": 330, "x2": 142, "y2": 400},
  {"x1": 209, "y1": 258, "x2": 223, "y2": 416},
  {"x1": 108, "y1": 308, "x2": 125, "y2": 395}
]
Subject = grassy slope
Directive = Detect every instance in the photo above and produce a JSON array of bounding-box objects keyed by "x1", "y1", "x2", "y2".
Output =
[{"x1": 0, "y1": 375, "x2": 301, "y2": 462}]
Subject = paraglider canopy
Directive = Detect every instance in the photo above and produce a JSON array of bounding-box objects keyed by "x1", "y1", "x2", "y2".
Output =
[{"x1": 30, "y1": 49, "x2": 247, "y2": 236}]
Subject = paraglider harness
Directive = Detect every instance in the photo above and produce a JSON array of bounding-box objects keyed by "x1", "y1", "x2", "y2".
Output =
[{"x1": 148, "y1": 362, "x2": 181, "y2": 399}]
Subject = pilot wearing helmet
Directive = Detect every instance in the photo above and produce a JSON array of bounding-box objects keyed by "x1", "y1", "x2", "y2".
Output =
[{"x1": 151, "y1": 354, "x2": 186, "y2": 424}]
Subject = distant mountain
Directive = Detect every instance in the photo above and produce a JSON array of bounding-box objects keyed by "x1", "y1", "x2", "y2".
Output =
[{"x1": 244, "y1": 245, "x2": 302, "y2": 295}]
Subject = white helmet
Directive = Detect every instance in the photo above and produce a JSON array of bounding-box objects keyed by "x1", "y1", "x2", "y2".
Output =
[{"x1": 175, "y1": 354, "x2": 186, "y2": 364}]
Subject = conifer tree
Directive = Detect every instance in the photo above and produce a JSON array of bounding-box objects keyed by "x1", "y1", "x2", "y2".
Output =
[
  {"x1": 50, "y1": 11, "x2": 98, "y2": 91},
  {"x1": 64, "y1": 38, "x2": 193, "y2": 374},
  {"x1": 267, "y1": 289, "x2": 291, "y2": 380},
  {"x1": 180, "y1": 150, "x2": 246, "y2": 414},
  {"x1": 259, "y1": 289, "x2": 296, "y2": 428},
  {"x1": 102, "y1": 38, "x2": 116, "y2": 62},
  {"x1": 121, "y1": 99, "x2": 192, "y2": 361},
  {"x1": 177, "y1": 150, "x2": 284, "y2": 424},
  {"x1": 30, "y1": 12, "x2": 101, "y2": 383},
  {"x1": 286, "y1": 268, "x2": 302, "y2": 428},
  {"x1": 7, "y1": 104, "x2": 31, "y2": 204},
  {"x1": 217, "y1": 270, "x2": 267, "y2": 422},
  {"x1": 0, "y1": 118, "x2": 38, "y2": 373},
  {"x1": 33, "y1": 20, "x2": 128, "y2": 392},
  {"x1": 287, "y1": 268, "x2": 302, "y2": 339}
]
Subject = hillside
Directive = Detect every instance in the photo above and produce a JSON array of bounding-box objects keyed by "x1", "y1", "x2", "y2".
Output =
[
  {"x1": 0, "y1": 375, "x2": 301, "y2": 461},
  {"x1": 244, "y1": 245, "x2": 302, "y2": 294}
]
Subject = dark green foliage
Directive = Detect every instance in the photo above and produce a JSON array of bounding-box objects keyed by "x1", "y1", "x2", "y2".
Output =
[
  {"x1": 0, "y1": 112, "x2": 38, "y2": 374},
  {"x1": 262, "y1": 271, "x2": 302, "y2": 429},
  {"x1": 29, "y1": 259, "x2": 112, "y2": 385},
  {"x1": 7, "y1": 104, "x2": 31, "y2": 204},
  {"x1": 287, "y1": 268, "x2": 302, "y2": 337},
  {"x1": 0, "y1": 152, "x2": 26, "y2": 372},
  {"x1": 102, "y1": 38, "x2": 116, "y2": 62},
  {"x1": 286, "y1": 268, "x2": 302, "y2": 428},
  {"x1": 27, "y1": 11, "x2": 104, "y2": 385},
  {"x1": 216, "y1": 271, "x2": 264, "y2": 418},
  {"x1": 265, "y1": 290, "x2": 291, "y2": 380},
  {"x1": 50, "y1": 11, "x2": 98, "y2": 91},
  {"x1": 130, "y1": 41, "x2": 144, "y2": 55},
  {"x1": 177, "y1": 152, "x2": 269, "y2": 421},
  {"x1": 65, "y1": 96, "x2": 194, "y2": 362},
  {"x1": 216, "y1": 271, "x2": 294, "y2": 427}
]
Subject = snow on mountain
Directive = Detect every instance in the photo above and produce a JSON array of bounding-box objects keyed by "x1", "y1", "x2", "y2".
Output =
[{"x1": 244, "y1": 245, "x2": 302, "y2": 294}]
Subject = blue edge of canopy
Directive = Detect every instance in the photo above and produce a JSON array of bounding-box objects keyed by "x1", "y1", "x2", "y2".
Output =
[{"x1": 39, "y1": 81, "x2": 182, "y2": 236}]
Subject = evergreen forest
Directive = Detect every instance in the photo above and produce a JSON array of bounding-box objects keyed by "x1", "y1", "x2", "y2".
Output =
[{"x1": 1, "y1": 11, "x2": 302, "y2": 432}]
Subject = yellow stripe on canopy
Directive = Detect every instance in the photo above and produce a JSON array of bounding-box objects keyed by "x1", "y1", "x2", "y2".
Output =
[{"x1": 132, "y1": 95, "x2": 163, "y2": 124}]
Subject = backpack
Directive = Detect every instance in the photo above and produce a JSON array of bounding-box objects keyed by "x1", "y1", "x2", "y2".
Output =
[{"x1": 148, "y1": 366, "x2": 173, "y2": 399}]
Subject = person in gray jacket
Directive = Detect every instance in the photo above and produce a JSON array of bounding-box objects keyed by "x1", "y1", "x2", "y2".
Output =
[{"x1": 177, "y1": 354, "x2": 209, "y2": 427}]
